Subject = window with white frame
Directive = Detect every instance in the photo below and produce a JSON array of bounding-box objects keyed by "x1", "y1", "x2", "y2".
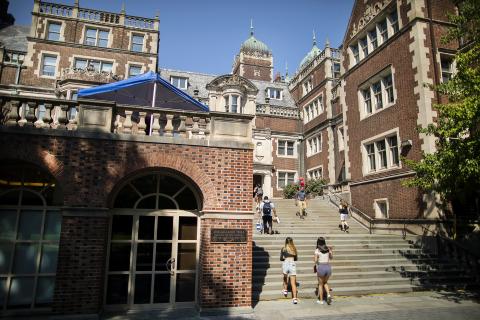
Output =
[
  {"x1": 224, "y1": 94, "x2": 242, "y2": 113},
  {"x1": 303, "y1": 96, "x2": 323, "y2": 123},
  {"x1": 278, "y1": 171, "x2": 296, "y2": 189},
  {"x1": 84, "y1": 27, "x2": 109, "y2": 47},
  {"x1": 302, "y1": 79, "x2": 313, "y2": 96},
  {"x1": 47, "y1": 22, "x2": 61, "y2": 41},
  {"x1": 338, "y1": 127, "x2": 345, "y2": 151},
  {"x1": 363, "y1": 134, "x2": 400, "y2": 174},
  {"x1": 307, "y1": 167, "x2": 323, "y2": 180},
  {"x1": 170, "y1": 76, "x2": 188, "y2": 89},
  {"x1": 359, "y1": 70, "x2": 396, "y2": 117},
  {"x1": 41, "y1": 54, "x2": 57, "y2": 77},
  {"x1": 374, "y1": 199, "x2": 389, "y2": 218},
  {"x1": 278, "y1": 140, "x2": 295, "y2": 157},
  {"x1": 349, "y1": 9, "x2": 399, "y2": 66},
  {"x1": 131, "y1": 34, "x2": 144, "y2": 52},
  {"x1": 440, "y1": 55, "x2": 454, "y2": 83},
  {"x1": 267, "y1": 88, "x2": 283, "y2": 100},
  {"x1": 306, "y1": 135, "x2": 322, "y2": 157},
  {"x1": 128, "y1": 65, "x2": 142, "y2": 78},
  {"x1": 332, "y1": 62, "x2": 341, "y2": 78},
  {"x1": 74, "y1": 58, "x2": 113, "y2": 72}
]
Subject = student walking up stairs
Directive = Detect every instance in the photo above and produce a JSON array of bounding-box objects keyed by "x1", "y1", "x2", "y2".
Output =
[{"x1": 252, "y1": 198, "x2": 479, "y2": 302}]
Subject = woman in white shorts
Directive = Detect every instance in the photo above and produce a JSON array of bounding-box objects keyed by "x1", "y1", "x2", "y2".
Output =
[
  {"x1": 339, "y1": 201, "x2": 350, "y2": 232},
  {"x1": 314, "y1": 237, "x2": 333, "y2": 304},
  {"x1": 280, "y1": 237, "x2": 298, "y2": 304}
]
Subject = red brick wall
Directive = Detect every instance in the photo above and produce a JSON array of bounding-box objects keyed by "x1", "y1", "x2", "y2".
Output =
[
  {"x1": 199, "y1": 218, "x2": 252, "y2": 308},
  {"x1": 53, "y1": 216, "x2": 108, "y2": 314},
  {"x1": 351, "y1": 178, "x2": 424, "y2": 219},
  {"x1": 239, "y1": 56, "x2": 272, "y2": 82},
  {"x1": 0, "y1": 64, "x2": 17, "y2": 85}
]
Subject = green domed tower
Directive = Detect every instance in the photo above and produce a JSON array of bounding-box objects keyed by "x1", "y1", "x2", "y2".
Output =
[{"x1": 232, "y1": 21, "x2": 273, "y2": 82}]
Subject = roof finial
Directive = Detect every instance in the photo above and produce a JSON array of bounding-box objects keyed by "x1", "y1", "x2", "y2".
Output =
[
  {"x1": 325, "y1": 37, "x2": 330, "y2": 47},
  {"x1": 250, "y1": 19, "x2": 254, "y2": 36},
  {"x1": 313, "y1": 29, "x2": 317, "y2": 46},
  {"x1": 74, "y1": 0, "x2": 79, "y2": 7},
  {"x1": 121, "y1": 1, "x2": 125, "y2": 14}
]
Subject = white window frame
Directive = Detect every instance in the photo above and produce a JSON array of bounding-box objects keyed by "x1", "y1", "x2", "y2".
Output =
[
  {"x1": 302, "y1": 78, "x2": 313, "y2": 96},
  {"x1": 307, "y1": 165, "x2": 323, "y2": 181},
  {"x1": 440, "y1": 54, "x2": 455, "y2": 83},
  {"x1": 223, "y1": 94, "x2": 242, "y2": 114},
  {"x1": 374, "y1": 198, "x2": 389, "y2": 219},
  {"x1": 84, "y1": 27, "x2": 109, "y2": 47},
  {"x1": 306, "y1": 134, "x2": 322, "y2": 157},
  {"x1": 131, "y1": 33, "x2": 145, "y2": 53},
  {"x1": 277, "y1": 170, "x2": 297, "y2": 190},
  {"x1": 358, "y1": 67, "x2": 396, "y2": 120},
  {"x1": 277, "y1": 139, "x2": 296, "y2": 158},
  {"x1": 40, "y1": 54, "x2": 57, "y2": 78},
  {"x1": 303, "y1": 95, "x2": 323, "y2": 124},
  {"x1": 170, "y1": 76, "x2": 188, "y2": 89},
  {"x1": 267, "y1": 88, "x2": 283, "y2": 100},
  {"x1": 47, "y1": 21, "x2": 61, "y2": 41},
  {"x1": 359, "y1": 36, "x2": 368, "y2": 60},
  {"x1": 74, "y1": 58, "x2": 113, "y2": 72},
  {"x1": 128, "y1": 64, "x2": 143, "y2": 78},
  {"x1": 361, "y1": 128, "x2": 401, "y2": 176}
]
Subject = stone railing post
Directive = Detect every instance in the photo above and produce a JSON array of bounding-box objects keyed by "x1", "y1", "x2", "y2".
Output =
[
  {"x1": 138, "y1": 112, "x2": 147, "y2": 135},
  {"x1": 17, "y1": 102, "x2": 28, "y2": 127},
  {"x1": 192, "y1": 116, "x2": 200, "y2": 138},
  {"x1": 123, "y1": 110, "x2": 133, "y2": 134},
  {"x1": 5, "y1": 100, "x2": 20, "y2": 126},
  {"x1": 204, "y1": 118, "x2": 211, "y2": 137},
  {"x1": 151, "y1": 113, "x2": 161, "y2": 136},
  {"x1": 57, "y1": 105, "x2": 69, "y2": 129},
  {"x1": 113, "y1": 114, "x2": 121, "y2": 133},
  {"x1": 25, "y1": 102, "x2": 37, "y2": 126},
  {"x1": 164, "y1": 114, "x2": 174, "y2": 137},
  {"x1": 178, "y1": 115, "x2": 187, "y2": 138},
  {"x1": 43, "y1": 103, "x2": 53, "y2": 128}
]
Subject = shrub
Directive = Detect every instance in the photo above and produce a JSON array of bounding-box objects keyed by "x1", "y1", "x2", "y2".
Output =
[
  {"x1": 305, "y1": 178, "x2": 327, "y2": 197},
  {"x1": 283, "y1": 183, "x2": 299, "y2": 199}
]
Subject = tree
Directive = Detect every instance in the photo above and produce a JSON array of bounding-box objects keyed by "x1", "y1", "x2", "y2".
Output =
[{"x1": 403, "y1": 0, "x2": 480, "y2": 210}]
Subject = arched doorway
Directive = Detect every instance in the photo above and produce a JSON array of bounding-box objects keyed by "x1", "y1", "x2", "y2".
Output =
[
  {"x1": 105, "y1": 170, "x2": 202, "y2": 309},
  {"x1": 0, "y1": 160, "x2": 62, "y2": 312}
]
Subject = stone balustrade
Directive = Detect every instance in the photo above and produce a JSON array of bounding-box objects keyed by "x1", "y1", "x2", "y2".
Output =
[
  {"x1": 0, "y1": 94, "x2": 253, "y2": 144},
  {"x1": 256, "y1": 104, "x2": 299, "y2": 119},
  {"x1": 38, "y1": 1, "x2": 158, "y2": 31}
]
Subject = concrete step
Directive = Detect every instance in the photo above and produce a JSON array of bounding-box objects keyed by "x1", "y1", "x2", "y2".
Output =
[{"x1": 253, "y1": 248, "x2": 426, "y2": 256}]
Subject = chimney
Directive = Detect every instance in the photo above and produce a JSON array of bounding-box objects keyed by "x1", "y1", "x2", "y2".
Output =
[{"x1": 274, "y1": 72, "x2": 281, "y2": 83}]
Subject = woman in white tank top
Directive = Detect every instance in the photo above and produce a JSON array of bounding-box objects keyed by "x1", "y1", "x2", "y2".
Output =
[{"x1": 313, "y1": 237, "x2": 333, "y2": 305}]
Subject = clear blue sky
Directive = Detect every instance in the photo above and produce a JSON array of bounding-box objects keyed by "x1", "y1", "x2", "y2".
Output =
[{"x1": 8, "y1": 0, "x2": 354, "y2": 77}]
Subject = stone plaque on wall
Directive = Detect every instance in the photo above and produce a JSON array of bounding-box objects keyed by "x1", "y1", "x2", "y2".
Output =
[{"x1": 211, "y1": 228, "x2": 247, "y2": 243}]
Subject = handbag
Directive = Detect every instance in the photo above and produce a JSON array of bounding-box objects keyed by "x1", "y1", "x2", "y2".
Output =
[{"x1": 313, "y1": 264, "x2": 317, "y2": 273}]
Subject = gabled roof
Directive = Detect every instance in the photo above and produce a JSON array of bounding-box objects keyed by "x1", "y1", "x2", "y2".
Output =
[{"x1": 78, "y1": 71, "x2": 209, "y2": 112}]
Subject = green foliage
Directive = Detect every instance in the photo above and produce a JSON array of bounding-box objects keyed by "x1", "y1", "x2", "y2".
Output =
[
  {"x1": 282, "y1": 183, "x2": 299, "y2": 199},
  {"x1": 403, "y1": 0, "x2": 480, "y2": 202},
  {"x1": 305, "y1": 178, "x2": 327, "y2": 197},
  {"x1": 282, "y1": 179, "x2": 327, "y2": 198}
]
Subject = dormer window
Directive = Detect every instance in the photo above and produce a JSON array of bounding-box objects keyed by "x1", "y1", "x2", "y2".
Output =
[
  {"x1": 170, "y1": 76, "x2": 188, "y2": 89},
  {"x1": 224, "y1": 94, "x2": 242, "y2": 113},
  {"x1": 267, "y1": 88, "x2": 283, "y2": 100}
]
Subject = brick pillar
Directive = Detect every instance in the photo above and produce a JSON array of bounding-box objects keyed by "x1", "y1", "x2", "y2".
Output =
[
  {"x1": 199, "y1": 217, "x2": 252, "y2": 310},
  {"x1": 52, "y1": 209, "x2": 109, "y2": 315}
]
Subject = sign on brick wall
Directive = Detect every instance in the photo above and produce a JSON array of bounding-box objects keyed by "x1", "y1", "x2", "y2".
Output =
[{"x1": 211, "y1": 228, "x2": 247, "y2": 243}]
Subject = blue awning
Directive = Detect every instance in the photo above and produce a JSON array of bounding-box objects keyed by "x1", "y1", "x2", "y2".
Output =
[{"x1": 78, "y1": 71, "x2": 209, "y2": 112}]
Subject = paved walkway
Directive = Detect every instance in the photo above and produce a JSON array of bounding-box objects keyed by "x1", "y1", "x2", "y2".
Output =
[{"x1": 101, "y1": 290, "x2": 480, "y2": 320}]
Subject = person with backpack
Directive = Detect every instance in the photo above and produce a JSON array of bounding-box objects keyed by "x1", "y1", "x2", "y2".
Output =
[
  {"x1": 259, "y1": 196, "x2": 277, "y2": 235},
  {"x1": 313, "y1": 237, "x2": 333, "y2": 305}
]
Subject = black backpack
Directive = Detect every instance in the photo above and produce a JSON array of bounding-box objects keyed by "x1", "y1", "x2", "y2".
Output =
[{"x1": 262, "y1": 201, "x2": 272, "y2": 215}]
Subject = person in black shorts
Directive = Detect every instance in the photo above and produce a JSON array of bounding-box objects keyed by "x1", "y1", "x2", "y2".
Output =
[{"x1": 259, "y1": 196, "x2": 277, "y2": 234}]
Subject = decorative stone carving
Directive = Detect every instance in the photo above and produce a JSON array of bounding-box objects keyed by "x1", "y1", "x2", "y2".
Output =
[
  {"x1": 206, "y1": 74, "x2": 259, "y2": 95},
  {"x1": 350, "y1": 0, "x2": 391, "y2": 39},
  {"x1": 60, "y1": 67, "x2": 121, "y2": 84}
]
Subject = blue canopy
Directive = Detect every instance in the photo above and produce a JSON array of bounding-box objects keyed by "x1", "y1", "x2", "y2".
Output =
[{"x1": 78, "y1": 71, "x2": 209, "y2": 112}]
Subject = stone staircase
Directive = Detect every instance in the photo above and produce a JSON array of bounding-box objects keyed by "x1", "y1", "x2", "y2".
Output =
[{"x1": 252, "y1": 198, "x2": 477, "y2": 301}]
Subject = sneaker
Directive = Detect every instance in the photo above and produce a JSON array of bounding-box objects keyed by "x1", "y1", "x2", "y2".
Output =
[
  {"x1": 316, "y1": 299, "x2": 324, "y2": 305},
  {"x1": 326, "y1": 295, "x2": 332, "y2": 305},
  {"x1": 292, "y1": 298, "x2": 298, "y2": 304},
  {"x1": 282, "y1": 290, "x2": 288, "y2": 297}
]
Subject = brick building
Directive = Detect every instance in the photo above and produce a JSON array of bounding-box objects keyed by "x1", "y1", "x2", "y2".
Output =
[{"x1": 0, "y1": 0, "x2": 459, "y2": 317}]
